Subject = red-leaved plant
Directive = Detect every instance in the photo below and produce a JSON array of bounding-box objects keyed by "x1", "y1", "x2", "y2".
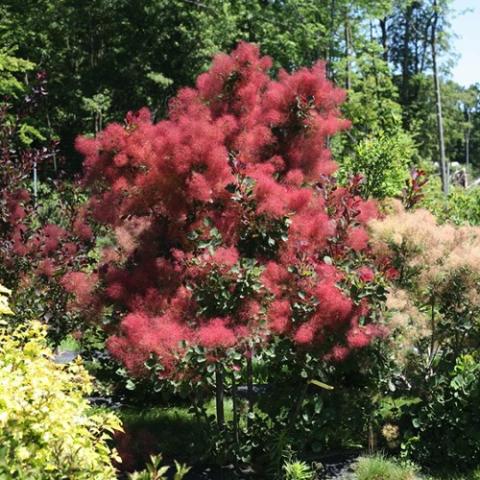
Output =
[
  {"x1": 0, "y1": 80, "x2": 94, "y2": 341},
  {"x1": 69, "y1": 43, "x2": 390, "y2": 429}
]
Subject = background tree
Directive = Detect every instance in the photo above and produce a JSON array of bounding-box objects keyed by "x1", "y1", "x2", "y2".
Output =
[{"x1": 0, "y1": 0, "x2": 390, "y2": 160}]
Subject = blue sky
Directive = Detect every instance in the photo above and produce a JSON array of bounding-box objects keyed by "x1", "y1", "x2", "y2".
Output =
[{"x1": 451, "y1": 0, "x2": 479, "y2": 86}]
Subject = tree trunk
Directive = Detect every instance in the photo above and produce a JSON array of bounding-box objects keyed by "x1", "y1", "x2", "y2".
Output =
[
  {"x1": 401, "y1": 3, "x2": 413, "y2": 112},
  {"x1": 327, "y1": 0, "x2": 336, "y2": 79},
  {"x1": 465, "y1": 109, "x2": 471, "y2": 176},
  {"x1": 379, "y1": 17, "x2": 388, "y2": 62},
  {"x1": 466, "y1": 132, "x2": 470, "y2": 169},
  {"x1": 231, "y1": 372, "x2": 240, "y2": 449},
  {"x1": 344, "y1": 11, "x2": 352, "y2": 91},
  {"x1": 215, "y1": 362, "x2": 225, "y2": 431},
  {"x1": 246, "y1": 349, "x2": 254, "y2": 429},
  {"x1": 370, "y1": 21, "x2": 384, "y2": 130},
  {"x1": 431, "y1": 0, "x2": 448, "y2": 194},
  {"x1": 33, "y1": 159, "x2": 38, "y2": 209}
]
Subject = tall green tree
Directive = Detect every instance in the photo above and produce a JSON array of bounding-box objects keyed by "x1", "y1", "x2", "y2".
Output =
[{"x1": 0, "y1": 0, "x2": 392, "y2": 160}]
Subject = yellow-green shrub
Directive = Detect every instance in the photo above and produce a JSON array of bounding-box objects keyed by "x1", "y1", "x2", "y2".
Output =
[
  {"x1": 337, "y1": 130, "x2": 414, "y2": 199},
  {"x1": 0, "y1": 283, "x2": 13, "y2": 316},
  {"x1": 0, "y1": 320, "x2": 121, "y2": 479}
]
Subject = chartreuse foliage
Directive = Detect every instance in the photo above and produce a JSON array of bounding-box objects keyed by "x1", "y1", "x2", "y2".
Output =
[
  {"x1": 0, "y1": 284, "x2": 13, "y2": 316},
  {"x1": 0, "y1": 50, "x2": 46, "y2": 146},
  {"x1": 0, "y1": 49, "x2": 34, "y2": 98},
  {"x1": 0, "y1": 321, "x2": 121, "y2": 479}
]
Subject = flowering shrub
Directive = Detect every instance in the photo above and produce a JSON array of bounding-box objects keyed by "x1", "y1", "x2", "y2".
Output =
[
  {"x1": 369, "y1": 201, "x2": 480, "y2": 470},
  {"x1": 71, "y1": 42, "x2": 388, "y2": 379},
  {"x1": 370, "y1": 200, "x2": 480, "y2": 365},
  {"x1": 0, "y1": 320, "x2": 121, "y2": 479}
]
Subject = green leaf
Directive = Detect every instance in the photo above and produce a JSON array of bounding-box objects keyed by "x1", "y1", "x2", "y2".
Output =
[
  {"x1": 126, "y1": 379, "x2": 136, "y2": 391},
  {"x1": 309, "y1": 379, "x2": 334, "y2": 391}
]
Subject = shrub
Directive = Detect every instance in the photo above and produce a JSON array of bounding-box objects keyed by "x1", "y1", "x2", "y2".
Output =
[
  {"x1": 369, "y1": 202, "x2": 480, "y2": 471},
  {"x1": 71, "y1": 42, "x2": 389, "y2": 376},
  {"x1": 402, "y1": 353, "x2": 480, "y2": 471},
  {"x1": 0, "y1": 75, "x2": 94, "y2": 343},
  {"x1": 416, "y1": 163, "x2": 480, "y2": 226},
  {"x1": 67, "y1": 42, "x2": 394, "y2": 471},
  {"x1": 370, "y1": 201, "x2": 480, "y2": 366},
  {"x1": 0, "y1": 320, "x2": 121, "y2": 479},
  {"x1": 338, "y1": 130, "x2": 414, "y2": 199},
  {"x1": 423, "y1": 181, "x2": 480, "y2": 226}
]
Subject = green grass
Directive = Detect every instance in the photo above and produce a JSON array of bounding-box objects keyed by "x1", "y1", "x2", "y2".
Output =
[{"x1": 354, "y1": 455, "x2": 419, "y2": 480}]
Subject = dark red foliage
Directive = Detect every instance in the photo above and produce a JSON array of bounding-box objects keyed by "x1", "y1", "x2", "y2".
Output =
[
  {"x1": 71, "y1": 42, "x2": 388, "y2": 376},
  {"x1": 402, "y1": 168, "x2": 428, "y2": 210},
  {"x1": 113, "y1": 428, "x2": 158, "y2": 473},
  {"x1": 0, "y1": 91, "x2": 94, "y2": 340}
]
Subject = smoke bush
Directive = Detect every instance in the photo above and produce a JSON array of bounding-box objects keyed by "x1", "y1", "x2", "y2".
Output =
[{"x1": 72, "y1": 42, "x2": 389, "y2": 377}]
